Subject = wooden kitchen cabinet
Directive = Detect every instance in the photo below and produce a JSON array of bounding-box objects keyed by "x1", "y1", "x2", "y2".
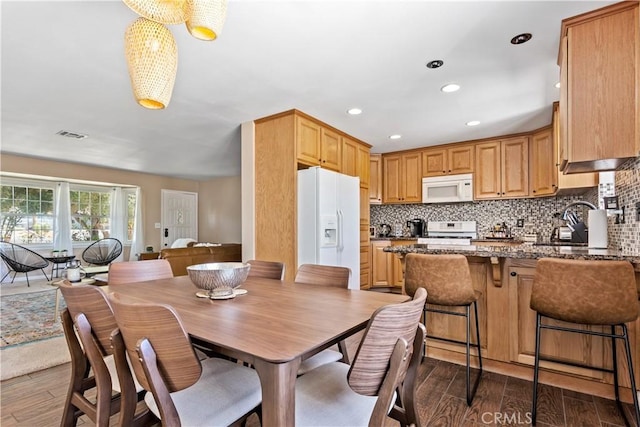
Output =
[
  {"x1": 296, "y1": 115, "x2": 341, "y2": 171},
  {"x1": 253, "y1": 110, "x2": 371, "y2": 282},
  {"x1": 552, "y1": 102, "x2": 598, "y2": 193},
  {"x1": 422, "y1": 144, "x2": 474, "y2": 177},
  {"x1": 369, "y1": 154, "x2": 383, "y2": 204},
  {"x1": 342, "y1": 136, "x2": 370, "y2": 189},
  {"x1": 370, "y1": 239, "x2": 414, "y2": 290},
  {"x1": 529, "y1": 127, "x2": 556, "y2": 197},
  {"x1": 382, "y1": 152, "x2": 422, "y2": 203},
  {"x1": 559, "y1": 2, "x2": 639, "y2": 173},
  {"x1": 475, "y1": 137, "x2": 529, "y2": 200}
]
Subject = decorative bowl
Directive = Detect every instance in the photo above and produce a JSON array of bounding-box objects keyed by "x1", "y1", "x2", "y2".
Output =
[{"x1": 186, "y1": 262, "x2": 251, "y2": 298}]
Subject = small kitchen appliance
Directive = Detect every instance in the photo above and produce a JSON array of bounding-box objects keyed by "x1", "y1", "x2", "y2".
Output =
[
  {"x1": 406, "y1": 218, "x2": 425, "y2": 237},
  {"x1": 379, "y1": 224, "x2": 392, "y2": 237},
  {"x1": 422, "y1": 173, "x2": 473, "y2": 204},
  {"x1": 418, "y1": 221, "x2": 477, "y2": 245}
]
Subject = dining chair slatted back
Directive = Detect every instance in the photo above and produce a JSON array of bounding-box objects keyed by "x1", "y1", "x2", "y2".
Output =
[
  {"x1": 58, "y1": 282, "x2": 149, "y2": 427},
  {"x1": 108, "y1": 259, "x2": 174, "y2": 285},
  {"x1": 294, "y1": 263, "x2": 352, "y2": 373},
  {"x1": 247, "y1": 259, "x2": 285, "y2": 280},
  {"x1": 110, "y1": 294, "x2": 202, "y2": 393},
  {"x1": 295, "y1": 288, "x2": 427, "y2": 427},
  {"x1": 82, "y1": 238, "x2": 123, "y2": 266},
  {"x1": 0, "y1": 242, "x2": 50, "y2": 286},
  {"x1": 109, "y1": 294, "x2": 263, "y2": 427},
  {"x1": 349, "y1": 287, "x2": 427, "y2": 396},
  {"x1": 294, "y1": 263, "x2": 350, "y2": 287}
]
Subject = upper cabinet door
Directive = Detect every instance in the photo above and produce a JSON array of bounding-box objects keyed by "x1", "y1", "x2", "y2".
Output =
[
  {"x1": 475, "y1": 141, "x2": 502, "y2": 200},
  {"x1": 422, "y1": 148, "x2": 447, "y2": 177},
  {"x1": 402, "y1": 152, "x2": 422, "y2": 202},
  {"x1": 342, "y1": 137, "x2": 358, "y2": 178},
  {"x1": 383, "y1": 155, "x2": 403, "y2": 203},
  {"x1": 320, "y1": 127, "x2": 341, "y2": 171},
  {"x1": 448, "y1": 145, "x2": 474, "y2": 175},
  {"x1": 501, "y1": 137, "x2": 529, "y2": 198},
  {"x1": 296, "y1": 116, "x2": 321, "y2": 166},
  {"x1": 369, "y1": 154, "x2": 382, "y2": 204},
  {"x1": 562, "y1": 2, "x2": 639, "y2": 172},
  {"x1": 530, "y1": 129, "x2": 556, "y2": 197}
]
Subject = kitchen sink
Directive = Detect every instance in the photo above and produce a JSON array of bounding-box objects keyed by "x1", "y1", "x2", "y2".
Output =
[{"x1": 532, "y1": 242, "x2": 588, "y2": 247}]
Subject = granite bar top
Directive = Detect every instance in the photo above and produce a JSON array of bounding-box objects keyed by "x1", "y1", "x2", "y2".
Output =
[
  {"x1": 371, "y1": 237, "x2": 419, "y2": 241},
  {"x1": 383, "y1": 243, "x2": 640, "y2": 265}
]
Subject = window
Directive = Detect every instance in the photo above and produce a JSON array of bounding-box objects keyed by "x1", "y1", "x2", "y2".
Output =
[
  {"x1": 1, "y1": 177, "x2": 137, "y2": 246},
  {"x1": 1, "y1": 183, "x2": 55, "y2": 244},
  {"x1": 70, "y1": 187, "x2": 111, "y2": 242}
]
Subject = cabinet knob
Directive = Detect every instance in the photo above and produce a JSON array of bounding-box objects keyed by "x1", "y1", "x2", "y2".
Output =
[
  {"x1": 510, "y1": 271, "x2": 517, "y2": 277},
  {"x1": 497, "y1": 193, "x2": 500, "y2": 195},
  {"x1": 533, "y1": 190, "x2": 536, "y2": 193},
  {"x1": 442, "y1": 170, "x2": 446, "y2": 174}
]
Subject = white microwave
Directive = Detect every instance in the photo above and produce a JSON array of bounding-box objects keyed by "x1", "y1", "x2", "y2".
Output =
[{"x1": 422, "y1": 173, "x2": 473, "y2": 203}]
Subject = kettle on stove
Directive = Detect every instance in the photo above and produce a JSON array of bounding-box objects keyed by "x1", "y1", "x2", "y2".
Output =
[{"x1": 379, "y1": 224, "x2": 392, "y2": 237}]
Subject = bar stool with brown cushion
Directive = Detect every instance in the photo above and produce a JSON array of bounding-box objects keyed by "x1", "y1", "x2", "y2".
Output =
[
  {"x1": 530, "y1": 258, "x2": 640, "y2": 426},
  {"x1": 247, "y1": 259, "x2": 285, "y2": 280},
  {"x1": 58, "y1": 281, "x2": 153, "y2": 427},
  {"x1": 404, "y1": 253, "x2": 483, "y2": 405},
  {"x1": 295, "y1": 263, "x2": 352, "y2": 375}
]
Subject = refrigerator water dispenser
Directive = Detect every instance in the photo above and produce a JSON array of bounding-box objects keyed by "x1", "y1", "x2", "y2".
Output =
[{"x1": 320, "y1": 215, "x2": 338, "y2": 247}]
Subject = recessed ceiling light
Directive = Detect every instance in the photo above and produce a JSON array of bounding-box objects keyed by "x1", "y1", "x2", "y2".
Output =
[
  {"x1": 426, "y1": 60, "x2": 444, "y2": 69},
  {"x1": 555, "y1": 82, "x2": 561, "y2": 89},
  {"x1": 389, "y1": 134, "x2": 402, "y2": 140},
  {"x1": 510, "y1": 33, "x2": 532, "y2": 45},
  {"x1": 347, "y1": 108, "x2": 362, "y2": 115},
  {"x1": 441, "y1": 83, "x2": 460, "y2": 93},
  {"x1": 466, "y1": 121, "x2": 481, "y2": 126}
]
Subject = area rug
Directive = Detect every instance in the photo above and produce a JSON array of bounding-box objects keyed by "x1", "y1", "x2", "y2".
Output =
[{"x1": 1, "y1": 289, "x2": 66, "y2": 348}]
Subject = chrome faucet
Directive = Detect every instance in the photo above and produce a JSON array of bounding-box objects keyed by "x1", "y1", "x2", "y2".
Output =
[{"x1": 560, "y1": 201, "x2": 597, "y2": 227}]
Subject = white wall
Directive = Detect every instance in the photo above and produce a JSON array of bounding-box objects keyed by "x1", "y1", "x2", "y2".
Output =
[{"x1": 240, "y1": 121, "x2": 256, "y2": 261}]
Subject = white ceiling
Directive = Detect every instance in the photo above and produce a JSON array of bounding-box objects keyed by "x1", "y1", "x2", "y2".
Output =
[{"x1": 1, "y1": 0, "x2": 616, "y2": 180}]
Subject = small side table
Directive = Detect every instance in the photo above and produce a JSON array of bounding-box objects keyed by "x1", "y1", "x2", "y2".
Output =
[{"x1": 45, "y1": 255, "x2": 76, "y2": 279}]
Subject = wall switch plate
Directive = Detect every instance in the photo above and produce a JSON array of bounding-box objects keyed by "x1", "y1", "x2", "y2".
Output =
[
  {"x1": 154, "y1": 222, "x2": 161, "y2": 229},
  {"x1": 516, "y1": 219, "x2": 524, "y2": 227}
]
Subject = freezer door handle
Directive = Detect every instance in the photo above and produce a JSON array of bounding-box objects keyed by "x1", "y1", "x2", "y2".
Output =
[{"x1": 337, "y1": 209, "x2": 344, "y2": 252}]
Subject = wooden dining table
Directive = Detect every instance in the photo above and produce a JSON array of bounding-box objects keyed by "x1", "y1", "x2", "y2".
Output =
[{"x1": 106, "y1": 275, "x2": 409, "y2": 426}]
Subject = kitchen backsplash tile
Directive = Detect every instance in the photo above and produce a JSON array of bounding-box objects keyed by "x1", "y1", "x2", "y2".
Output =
[
  {"x1": 370, "y1": 155, "x2": 639, "y2": 254},
  {"x1": 607, "y1": 156, "x2": 640, "y2": 254}
]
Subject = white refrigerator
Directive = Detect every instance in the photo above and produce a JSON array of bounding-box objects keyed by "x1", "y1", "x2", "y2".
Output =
[{"x1": 297, "y1": 167, "x2": 360, "y2": 290}]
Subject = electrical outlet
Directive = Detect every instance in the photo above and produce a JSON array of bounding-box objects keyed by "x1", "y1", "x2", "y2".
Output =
[
  {"x1": 516, "y1": 219, "x2": 524, "y2": 227},
  {"x1": 636, "y1": 202, "x2": 640, "y2": 221}
]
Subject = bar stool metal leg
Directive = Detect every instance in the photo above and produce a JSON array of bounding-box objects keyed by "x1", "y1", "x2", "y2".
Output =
[
  {"x1": 469, "y1": 300, "x2": 483, "y2": 406},
  {"x1": 620, "y1": 324, "x2": 640, "y2": 427},
  {"x1": 531, "y1": 313, "x2": 542, "y2": 425}
]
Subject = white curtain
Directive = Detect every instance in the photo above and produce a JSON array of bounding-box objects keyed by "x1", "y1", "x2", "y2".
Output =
[
  {"x1": 129, "y1": 187, "x2": 144, "y2": 261},
  {"x1": 110, "y1": 187, "x2": 125, "y2": 262},
  {"x1": 53, "y1": 182, "x2": 73, "y2": 254}
]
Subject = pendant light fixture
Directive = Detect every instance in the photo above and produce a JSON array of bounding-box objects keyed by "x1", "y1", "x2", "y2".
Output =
[
  {"x1": 186, "y1": 0, "x2": 228, "y2": 41},
  {"x1": 124, "y1": 17, "x2": 178, "y2": 109},
  {"x1": 122, "y1": 0, "x2": 192, "y2": 25}
]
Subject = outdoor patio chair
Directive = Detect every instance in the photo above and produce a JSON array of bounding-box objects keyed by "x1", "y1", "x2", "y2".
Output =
[
  {"x1": 82, "y1": 238, "x2": 122, "y2": 266},
  {"x1": 0, "y1": 242, "x2": 49, "y2": 286}
]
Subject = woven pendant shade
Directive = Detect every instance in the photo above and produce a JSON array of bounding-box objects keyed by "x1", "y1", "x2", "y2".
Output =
[
  {"x1": 122, "y1": 0, "x2": 192, "y2": 25},
  {"x1": 125, "y1": 18, "x2": 178, "y2": 109},
  {"x1": 186, "y1": 0, "x2": 227, "y2": 41}
]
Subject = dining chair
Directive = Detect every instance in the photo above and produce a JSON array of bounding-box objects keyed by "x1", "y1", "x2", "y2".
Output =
[
  {"x1": 295, "y1": 287, "x2": 427, "y2": 427},
  {"x1": 82, "y1": 238, "x2": 123, "y2": 266},
  {"x1": 247, "y1": 259, "x2": 285, "y2": 280},
  {"x1": 108, "y1": 259, "x2": 174, "y2": 285},
  {"x1": 109, "y1": 293, "x2": 263, "y2": 427},
  {"x1": 294, "y1": 263, "x2": 352, "y2": 374},
  {"x1": 58, "y1": 281, "x2": 152, "y2": 427},
  {"x1": 0, "y1": 242, "x2": 50, "y2": 286}
]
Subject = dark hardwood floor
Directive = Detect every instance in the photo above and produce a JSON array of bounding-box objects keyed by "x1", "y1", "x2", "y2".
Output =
[{"x1": 2, "y1": 355, "x2": 637, "y2": 427}]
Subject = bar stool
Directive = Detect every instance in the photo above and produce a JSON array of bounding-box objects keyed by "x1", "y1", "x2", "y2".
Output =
[
  {"x1": 530, "y1": 258, "x2": 640, "y2": 426},
  {"x1": 404, "y1": 253, "x2": 483, "y2": 405}
]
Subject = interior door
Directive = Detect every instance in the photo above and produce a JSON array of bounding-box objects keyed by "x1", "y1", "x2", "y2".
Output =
[{"x1": 161, "y1": 190, "x2": 198, "y2": 248}]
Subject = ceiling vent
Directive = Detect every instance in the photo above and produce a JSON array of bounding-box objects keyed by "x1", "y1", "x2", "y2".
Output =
[{"x1": 56, "y1": 130, "x2": 88, "y2": 139}]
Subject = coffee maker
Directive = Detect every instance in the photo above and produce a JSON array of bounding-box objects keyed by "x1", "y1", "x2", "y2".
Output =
[{"x1": 406, "y1": 218, "x2": 425, "y2": 237}]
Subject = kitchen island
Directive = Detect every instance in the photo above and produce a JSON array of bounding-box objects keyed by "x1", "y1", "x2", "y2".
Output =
[{"x1": 383, "y1": 243, "x2": 640, "y2": 404}]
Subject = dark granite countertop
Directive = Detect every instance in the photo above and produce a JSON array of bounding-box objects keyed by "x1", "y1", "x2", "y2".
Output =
[
  {"x1": 371, "y1": 236, "x2": 418, "y2": 241},
  {"x1": 383, "y1": 243, "x2": 640, "y2": 265}
]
